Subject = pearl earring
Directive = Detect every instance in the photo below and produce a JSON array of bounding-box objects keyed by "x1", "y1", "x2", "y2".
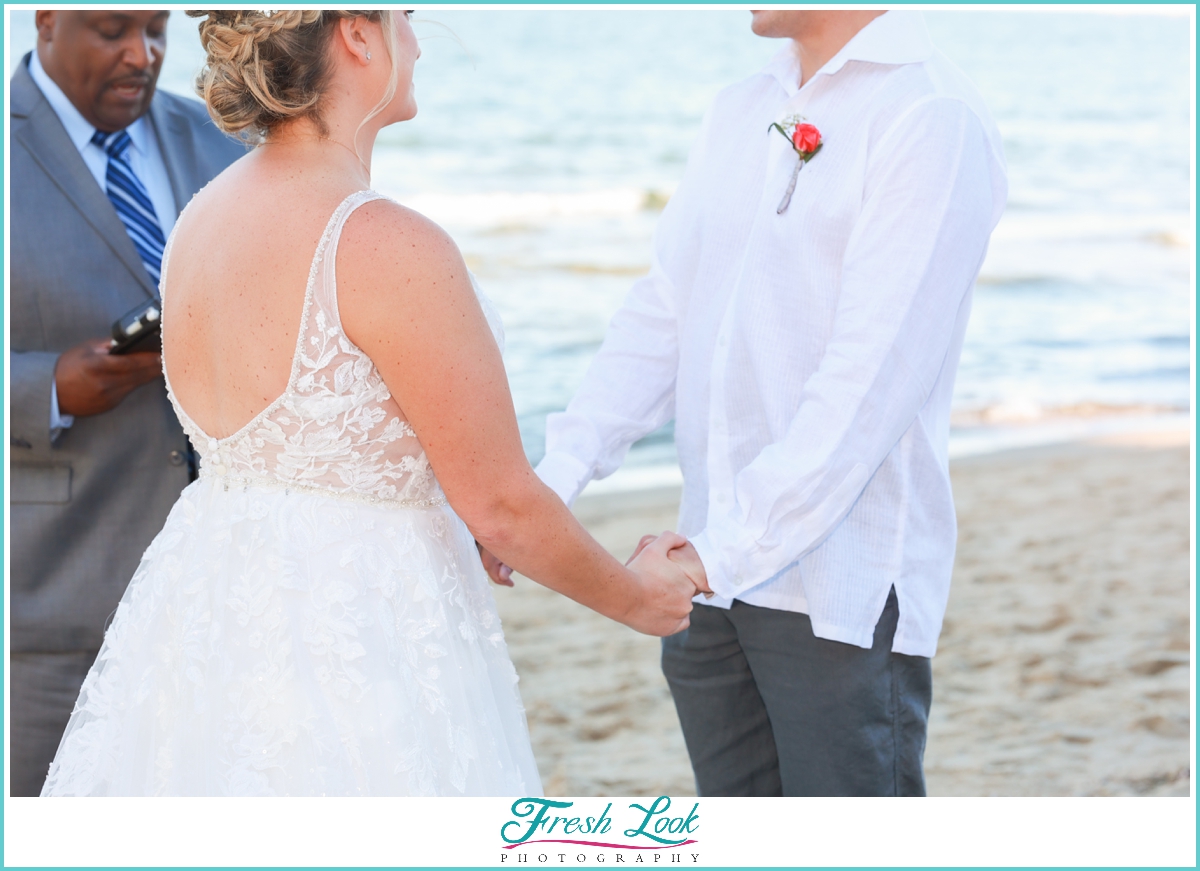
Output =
[{"x1": 366, "y1": 51, "x2": 372, "y2": 61}]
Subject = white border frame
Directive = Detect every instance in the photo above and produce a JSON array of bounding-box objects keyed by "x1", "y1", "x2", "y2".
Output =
[{"x1": 3, "y1": 4, "x2": 1195, "y2": 867}]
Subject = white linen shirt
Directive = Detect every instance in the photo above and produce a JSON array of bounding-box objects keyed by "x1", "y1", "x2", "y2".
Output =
[
  {"x1": 535, "y1": 12, "x2": 1007, "y2": 657},
  {"x1": 28, "y1": 50, "x2": 178, "y2": 438}
]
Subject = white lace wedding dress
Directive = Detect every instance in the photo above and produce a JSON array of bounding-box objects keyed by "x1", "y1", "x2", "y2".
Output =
[{"x1": 41, "y1": 191, "x2": 543, "y2": 796}]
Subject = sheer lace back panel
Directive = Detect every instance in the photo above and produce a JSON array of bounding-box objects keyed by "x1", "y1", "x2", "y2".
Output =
[{"x1": 163, "y1": 190, "x2": 476, "y2": 508}]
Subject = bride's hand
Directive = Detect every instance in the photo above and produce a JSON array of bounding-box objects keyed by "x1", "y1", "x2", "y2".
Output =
[
  {"x1": 476, "y1": 542, "x2": 513, "y2": 587},
  {"x1": 627, "y1": 535, "x2": 713, "y2": 598},
  {"x1": 628, "y1": 534, "x2": 657, "y2": 564},
  {"x1": 622, "y1": 531, "x2": 699, "y2": 637}
]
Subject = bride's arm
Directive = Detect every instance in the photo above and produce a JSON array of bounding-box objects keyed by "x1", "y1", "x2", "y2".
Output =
[{"x1": 337, "y1": 200, "x2": 699, "y2": 636}]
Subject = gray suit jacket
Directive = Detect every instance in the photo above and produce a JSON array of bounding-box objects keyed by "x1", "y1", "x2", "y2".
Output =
[{"x1": 9, "y1": 53, "x2": 245, "y2": 654}]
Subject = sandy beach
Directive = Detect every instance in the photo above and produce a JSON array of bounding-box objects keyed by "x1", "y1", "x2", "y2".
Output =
[{"x1": 492, "y1": 430, "x2": 1192, "y2": 797}]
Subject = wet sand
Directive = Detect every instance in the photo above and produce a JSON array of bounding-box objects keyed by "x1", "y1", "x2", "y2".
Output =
[{"x1": 492, "y1": 432, "x2": 1192, "y2": 796}]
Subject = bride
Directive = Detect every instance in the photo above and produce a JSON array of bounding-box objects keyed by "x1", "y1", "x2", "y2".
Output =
[{"x1": 41, "y1": 9, "x2": 706, "y2": 797}]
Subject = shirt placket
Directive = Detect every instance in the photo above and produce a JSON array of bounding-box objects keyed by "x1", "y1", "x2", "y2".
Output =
[
  {"x1": 704, "y1": 288, "x2": 738, "y2": 531},
  {"x1": 703, "y1": 86, "x2": 818, "y2": 535},
  {"x1": 705, "y1": 80, "x2": 820, "y2": 515}
]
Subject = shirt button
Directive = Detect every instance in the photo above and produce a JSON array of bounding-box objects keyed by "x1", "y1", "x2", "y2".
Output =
[
  {"x1": 718, "y1": 336, "x2": 728, "y2": 348},
  {"x1": 213, "y1": 464, "x2": 227, "y2": 476},
  {"x1": 168, "y1": 450, "x2": 185, "y2": 466}
]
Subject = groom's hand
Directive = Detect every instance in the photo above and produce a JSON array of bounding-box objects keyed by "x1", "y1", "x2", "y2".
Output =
[
  {"x1": 668, "y1": 541, "x2": 713, "y2": 599},
  {"x1": 476, "y1": 542, "x2": 514, "y2": 587}
]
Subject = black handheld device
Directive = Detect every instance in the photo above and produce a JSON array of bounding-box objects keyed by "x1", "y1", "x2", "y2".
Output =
[{"x1": 109, "y1": 299, "x2": 162, "y2": 355}]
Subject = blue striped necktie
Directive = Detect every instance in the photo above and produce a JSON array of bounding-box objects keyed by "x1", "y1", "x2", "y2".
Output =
[{"x1": 91, "y1": 128, "x2": 165, "y2": 290}]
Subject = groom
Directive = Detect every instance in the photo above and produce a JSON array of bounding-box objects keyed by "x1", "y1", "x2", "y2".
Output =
[{"x1": 530, "y1": 11, "x2": 1007, "y2": 795}]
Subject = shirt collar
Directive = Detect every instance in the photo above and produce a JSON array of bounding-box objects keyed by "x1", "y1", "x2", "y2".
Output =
[
  {"x1": 761, "y1": 11, "x2": 934, "y2": 97},
  {"x1": 27, "y1": 49, "x2": 150, "y2": 158},
  {"x1": 762, "y1": 45, "x2": 804, "y2": 99}
]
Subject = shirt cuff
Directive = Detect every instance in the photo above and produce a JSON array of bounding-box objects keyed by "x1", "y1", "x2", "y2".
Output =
[
  {"x1": 689, "y1": 524, "x2": 755, "y2": 602},
  {"x1": 50, "y1": 378, "x2": 75, "y2": 440},
  {"x1": 534, "y1": 450, "x2": 593, "y2": 508}
]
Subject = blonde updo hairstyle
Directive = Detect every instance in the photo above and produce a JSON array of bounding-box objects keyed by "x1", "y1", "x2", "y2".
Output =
[{"x1": 188, "y1": 10, "x2": 401, "y2": 145}]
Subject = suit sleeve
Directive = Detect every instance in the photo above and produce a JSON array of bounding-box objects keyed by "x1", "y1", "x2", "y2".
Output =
[{"x1": 10, "y1": 350, "x2": 61, "y2": 455}]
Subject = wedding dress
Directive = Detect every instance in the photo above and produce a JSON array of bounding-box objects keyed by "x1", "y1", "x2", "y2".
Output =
[{"x1": 41, "y1": 190, "x2": 543, "y2": 796}]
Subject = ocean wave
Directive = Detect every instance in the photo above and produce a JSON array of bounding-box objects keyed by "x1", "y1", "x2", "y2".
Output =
[
  {"x1": 1099, "y1": 367, "x2": 1192, "y2": 383},
  {"x1": 518, "y1": 260, "x2": 650, "y2": 276},
  {"x1": 989, "y1": 211, "x2": 1191, "y2": 244},
  {"x1": 1021, "y1": 335, "x2": 1191, "y2": 350},
  {"x1": 579, "y1": 408, "x2": 1191, "y2": 495},
  {"x1": 951, "y1": 400, "x2": 1188, "y2": 427},
  {"x1": 978, "y1": 211, "x2": 1191, "y2": 287},
  {"x1": 947, "y1": 411, "x2": 1191, "y2": 459},
  {"x1": 1144, "y1": 335, "x2": 1192, "y2": 348},
  {"x1": 387, "y1": 187, "x2": 676, "y2": 228}
]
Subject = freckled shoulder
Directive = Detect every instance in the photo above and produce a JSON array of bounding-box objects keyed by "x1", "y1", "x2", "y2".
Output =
[
  {"x1": 340, "y1": 198, "x2": 463, "y2": 274},
  {"x1": 335, "y1": 197, "x2": 474, "y2": 320}
]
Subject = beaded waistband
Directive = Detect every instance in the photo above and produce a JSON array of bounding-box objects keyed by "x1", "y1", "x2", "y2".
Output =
[{"x1": 198, "y1": 471, "x2": 448, "y2": 509}]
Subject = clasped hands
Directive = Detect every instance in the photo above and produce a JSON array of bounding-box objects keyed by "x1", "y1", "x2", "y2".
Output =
[
  {"x1": 478, "y1": 533, "x2": 712, "y2": 637},
  {"x1": 627, "y1": 533, "x2": 713, "y2": 599}
]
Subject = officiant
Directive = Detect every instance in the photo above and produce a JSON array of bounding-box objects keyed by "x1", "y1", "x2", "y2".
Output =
[{"x1": 8, "y1": 10, "x2": 244, "y2": 796}]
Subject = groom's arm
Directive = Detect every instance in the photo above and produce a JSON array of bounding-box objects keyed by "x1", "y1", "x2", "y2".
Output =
[
  {"x1": 690, "y1": 96, "x2": 1006, "y2": 600},
  {"x1": 535, "y1": 255, "x2": 682, "y2": 506},
  {"x1": 535, "y1": 107, "x2": 719, "y2": 507}
]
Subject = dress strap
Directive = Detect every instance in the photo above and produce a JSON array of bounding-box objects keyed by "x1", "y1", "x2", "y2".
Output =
[{"x1": 308, "y1": 189, "x2": 390, "y2": 334}]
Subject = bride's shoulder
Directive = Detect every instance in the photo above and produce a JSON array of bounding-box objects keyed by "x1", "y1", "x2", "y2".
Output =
[
  {"x1": 343, "y1": 197, "x2": 462, "y2": 265},
  {"x1": 338, "y1": 197, "x2": 472, "y2": 305}
]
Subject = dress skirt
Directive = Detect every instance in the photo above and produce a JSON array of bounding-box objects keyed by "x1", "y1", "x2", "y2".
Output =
[{"x1": 41, "y1": 476, "x2": 543, "y2": 796}]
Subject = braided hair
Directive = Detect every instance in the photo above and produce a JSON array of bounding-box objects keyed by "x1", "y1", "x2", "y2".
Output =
[{"x1": 189, "y1": 10, "x2": 394, "y2": 143}]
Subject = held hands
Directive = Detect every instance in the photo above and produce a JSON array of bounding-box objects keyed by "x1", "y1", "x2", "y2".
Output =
[
  {"x1": 621, "y1": 531, "x2": 712, "y2": 637},
  {"x1": 477, "y1": 531, "x2": 708, "y2": 636},
  {"x1": 629, "y1": 534, "x2": 712, "y2": 599},
  {"x1": 55, "y1": 338, "x2": 162, "y2": 417},
  {"x1": 475, "y1": 530, "x2": 711, "y2": 636}
]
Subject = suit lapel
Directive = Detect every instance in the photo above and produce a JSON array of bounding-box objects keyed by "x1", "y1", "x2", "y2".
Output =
[
  {"x1": 10, "y1": 59, "x2": 157, "y2": 301},
  {"x1": 149, "y1": 96, "x2": 200, "y2": 217}
]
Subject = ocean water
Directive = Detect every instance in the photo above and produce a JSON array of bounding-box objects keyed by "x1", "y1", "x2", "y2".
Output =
[{"x1": 9, "y1": 10, "x2": 1193, "y2": 469}]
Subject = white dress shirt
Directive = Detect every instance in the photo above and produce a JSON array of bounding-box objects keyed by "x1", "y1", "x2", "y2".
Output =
[
  {"x1": 536, "y1": 12, "x2": 1007, "y2": 657},
  {"x1": 28, "y1": 50, "x2": 178, "y2": 438}
]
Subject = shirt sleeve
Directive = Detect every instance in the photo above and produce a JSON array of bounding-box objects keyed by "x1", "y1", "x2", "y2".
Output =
[
  {"x1": 691, "y1": 96, "x2": 1006, "y2": 599},
  {"x1": 535, "y1": 105, "x2": 717, "y2": 507},
  {"x1": 534, "y1": 254, "x2": 681, "y2": 506},
  {"x1": 50, "y1": 376, "x2": 75, "y2": 441}
]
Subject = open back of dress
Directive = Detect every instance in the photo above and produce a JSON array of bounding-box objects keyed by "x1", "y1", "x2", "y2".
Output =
[{"x1": 165, "y1": 189, "x2": 450, "y2": 507}]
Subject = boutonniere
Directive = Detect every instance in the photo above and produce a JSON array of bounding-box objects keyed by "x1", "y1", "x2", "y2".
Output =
[{"x1": 768, "y1": 115, "x2": 823, "y2": 214}]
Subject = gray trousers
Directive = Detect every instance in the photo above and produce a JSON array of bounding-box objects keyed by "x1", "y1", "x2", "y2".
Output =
[
  {"x1": 9, "y1": 650, "x2": 96, "y2": 796},
  {"x1": 661, "y1": 589, "x2": 931, "y2": 796}
]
